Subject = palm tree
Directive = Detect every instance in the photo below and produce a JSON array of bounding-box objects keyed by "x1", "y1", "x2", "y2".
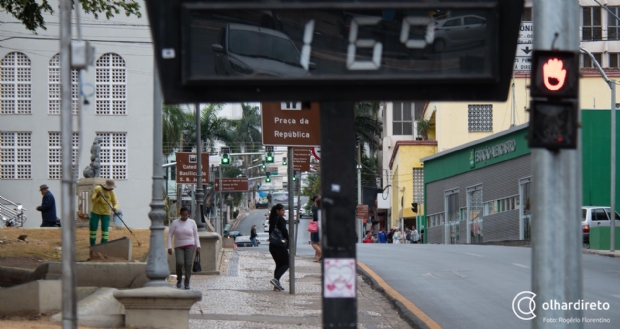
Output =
[
  {"x1": 227, "y1": 103, "x2": 262, "y2": 153},
  {"x1": 162, "y1": 104, "x2": 188, "y2": 157},
  {"x1": 182, "y1": 103, "x2": 230, "y2": 153},
  {"x1": 355, "y1": 102, "x2": 383, "y2": 155}
]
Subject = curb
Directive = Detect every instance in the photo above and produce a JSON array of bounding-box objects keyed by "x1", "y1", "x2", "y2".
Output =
[
  {"x1": 357, "y1": 262, "x2": 440, "y2": 329},
  {"x1": 582, "y1": 249, "x2": 619, "y2": 258},
  {"x1": 230, "y1": 212, "x2": 250, "y2": 231}
]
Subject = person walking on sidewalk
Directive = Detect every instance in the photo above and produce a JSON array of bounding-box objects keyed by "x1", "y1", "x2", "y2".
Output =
[
  {"x1": 412, "y1": 226, "x2": 420, "y2": 244},
  {"x1": 310, "y1": 196, "x2": 322, "y2": 262},
  {"x1": 36, "y1": 184, "x2": 58, "y2": 227},
  {"x1": 250, "y1": 225, "x2": 258, "y2": 247},
  {"x1": 90, "y1": 179, "x2": 118, "y2": 246},
  {"x1": 269, "y1": 203, "x2": 289, "y2": 291},
  {"x1": 378, "y1": 229, "x2": 387, "y2": 243},
  {"x1": 167, "y1": 207, "x2": 201, "y2": 290}
]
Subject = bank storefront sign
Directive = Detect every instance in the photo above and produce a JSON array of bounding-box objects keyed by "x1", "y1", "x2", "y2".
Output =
[{"x1": 470, "y1": 139, "x2": 517, "y2": 168}]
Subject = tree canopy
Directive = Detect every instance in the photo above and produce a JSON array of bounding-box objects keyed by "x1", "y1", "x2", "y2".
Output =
[{"x1": 2, "y1": 0, "x2": 141, "y2": 32}]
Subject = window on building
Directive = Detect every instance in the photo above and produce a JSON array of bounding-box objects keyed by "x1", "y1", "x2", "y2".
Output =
[
  {"x1": 392, "y1": 102, "x2": 412, "y2": 135},
  {"x1": 96, "y1": 53, "x2": 127, "y2": 115},
  {"x1": 582, "y1": 7, "x2": 602, "y2": 41},
  {"x1": 608, "y1": 7, "x2": 620, "y2": 41},
  {"x1": 1, "y1": 52, "x2": 31, "y2": 114},
  {"x1": 96, "y1": 132, "x2": 127, "y2": 180},
  {"x1": 48, "y1": 132, "x2": 79, "y2": 179},
  {"x1": 522, "y1": 8, "x2": 532, "y2": 22},
  {"x1": 412, "y1": 168, "x2": 424, "y2": 205},
  {"x1": 0, "y1": 132, "x2": 31, "y2": 179},
  {"x1": 582, "y1": 53, "x2": 603, "y2": 68},
  {"x1": 49, "y1": 54, "x2": 79, "y2": 115},
  {"x1": 484, "y1": 195, "x2": 520, "y2": 216},
  {"x1": 609, "y1": 53, "x2": 620, "y2": 68},
  {"x1": 468, "y1": 105, "x2": 493, "y2": 132}
]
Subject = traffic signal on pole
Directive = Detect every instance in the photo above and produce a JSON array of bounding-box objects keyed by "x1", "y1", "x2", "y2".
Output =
[
  {"x1": 283, "y1": 157, "x2": 287, "y2": 165},
  {"x1": 262, "y1": 161, "x2": 266, "y2": 169},
  {"x1": 528, "y1": 50, "x2": 579, "y2": 150},
  {"x1": 411, "y1": 203, "x2": 418, "y2": 213},
  {"x1": 292, "y1": 171, "x2": 297, "y2": 181},
  {"x1": 265, "y1": 172, "x2": 271, "y2": 183},
  {"x1": 266, "y1": 153, "x2": 274, "y2": 163},
  {"x1": 221, "y1": 147, "x2": 230, "y2": 165},
  {"x1": 530, "y1": 50, "x2": 578, "y2": 99}
]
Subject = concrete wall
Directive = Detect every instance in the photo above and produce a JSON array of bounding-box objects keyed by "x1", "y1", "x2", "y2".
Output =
[
  {"x1": 0, "y1": 0, "x2": 154, "y2": 228},
  {"x1": 0, "y1": 280, "x2": 61, "y2": 316}
]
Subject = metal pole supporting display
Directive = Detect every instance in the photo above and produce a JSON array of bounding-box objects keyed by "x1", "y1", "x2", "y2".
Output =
[
  {"x1": 60, "y1": 0, "x2": 77, "y2": 327},
  {"x1": 532, "y1": 1, "x2": 583, "y2": 328},
  {"x1": 320, "y1": 102, "x2": 357, "y2": 326},
  {"x1": 287, "y1": 147, "x2": 296, "y2": 294},
  {"x1": 611, "y1": 80, "x2": 616, "y2": 253},
  {"x1": 219, "y1": 165, "x2": 223, "y2": 235},
  {"x1": 195, "y1": 103, "x2": 206, "y2": 232},
  {"x1": 357, "y1": 142, "x2": 363, "y2": 243}
]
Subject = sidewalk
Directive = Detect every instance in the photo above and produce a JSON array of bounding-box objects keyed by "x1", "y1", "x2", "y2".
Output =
[
  {"x1": 583, "y1": 249, "x2": 620, "y2": 258},
  {"x1": 187, "y1": 250, "x2": 412, "y2": 329}
]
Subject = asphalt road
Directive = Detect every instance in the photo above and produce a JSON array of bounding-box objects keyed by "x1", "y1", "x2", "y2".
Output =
[{"x1": 358, "y1": 244, "x2": 620, "y2": 329}]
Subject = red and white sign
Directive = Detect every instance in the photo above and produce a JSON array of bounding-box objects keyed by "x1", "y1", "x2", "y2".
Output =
[{"x1": 312, "y1": 147, "x2": 321, "y2": 161}]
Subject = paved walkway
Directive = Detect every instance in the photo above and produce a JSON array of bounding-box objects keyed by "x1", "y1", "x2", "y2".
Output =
[{"x1": 188, "y1": 249, "x2": 411, "y2": 329}]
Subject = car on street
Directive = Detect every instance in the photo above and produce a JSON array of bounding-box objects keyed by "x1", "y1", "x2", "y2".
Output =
[
  {"x1": 235, "y1": 235, "x2": 253, "y2": 247},
  {"x1": 224, "y1": 230, "x2": 243, "y2": 239},
  {"x1": 431, "y1": 15, "x2": 487, "y2": 53},
  {"x1": 582, "y1": 206, "x2": 620, "y2": 246},
  {"x1": 256, "y1": 233, "x2": 269, "y2": 245}
]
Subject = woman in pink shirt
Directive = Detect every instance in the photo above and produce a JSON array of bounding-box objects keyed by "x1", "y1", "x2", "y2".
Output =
[{"x1": 167, "y1": 207, "x2": 201, "y2": 290}]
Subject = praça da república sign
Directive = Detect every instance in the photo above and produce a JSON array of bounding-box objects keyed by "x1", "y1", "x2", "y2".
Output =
[{"x1": 145, "y1": 0, "x2": 525, "y2": 103}]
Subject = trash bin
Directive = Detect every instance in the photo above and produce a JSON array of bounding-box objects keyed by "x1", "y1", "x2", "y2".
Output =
[
  {"x1": 114, "y1": 213, "x2": 123, "y2": 227},
  {"x1": 589, "y1": 226, "x2": 620, "y2": 250}
]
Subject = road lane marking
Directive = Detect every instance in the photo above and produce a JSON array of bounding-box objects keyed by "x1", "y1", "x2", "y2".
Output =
[
  {"x1": 612, "y1": 294, "x2": 620, "y2": 299},
  {"x1": 465, "y1": 253, "x2": 484, "y2": 257},
  {"x1": 512, "y1": 263, "x2": 529, "y2": 269},
  {"x1": 358, "y1": 261, "x2": 442, "y2": 329}
]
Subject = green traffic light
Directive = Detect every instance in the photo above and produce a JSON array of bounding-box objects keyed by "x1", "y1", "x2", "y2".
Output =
[
  {"x1": 265, "y1": 177, "x2": 271, "y2": 182},
  {"x1": 266, "y1": 153, "x2": 274, "y2": 163},
  {"x1": 292, "y1": 176, "x2": 296, "y2": 181},
  {"x1": 221, "y1": 156, "x2": 230, "y2": 165}
]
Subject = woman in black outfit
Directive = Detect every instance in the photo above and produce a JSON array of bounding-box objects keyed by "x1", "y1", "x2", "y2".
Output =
[{"x1": 268, "y1": 203, "x2": 289, "y2": 291}]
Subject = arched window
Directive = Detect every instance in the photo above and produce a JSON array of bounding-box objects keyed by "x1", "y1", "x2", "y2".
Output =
[
  {"x1": 96, "y1": 53, "x2": 126, "y2": 115},
  {"x1": 48, "y1": 54, "x2": 79, "y2": 114},
  {"x1": 1, "y1": 52, "x2": 31, "y2": 114}
]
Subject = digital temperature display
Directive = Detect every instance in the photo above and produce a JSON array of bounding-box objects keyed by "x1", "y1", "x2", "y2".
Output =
[{"x1": 181, "y1": 5, "x2": 498, "y2": 84}]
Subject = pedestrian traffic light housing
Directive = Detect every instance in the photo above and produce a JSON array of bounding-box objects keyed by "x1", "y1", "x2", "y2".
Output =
[
  {"x1": 266, "y1": 153, "x2": 274, "y2": 163},
  {"x1": 528, "y1": 50, "x2": 579, "y2": 150},
  {"x1": 282, "y1": 157, "x2": 287, "y2": 165},
  {"x1": 530, "y1": 50, "x2": 579, "y2": 99},
  {"x1": 265, "y1": 172, "x2": 271, "y2": 183},
  {"x1": 292, "y1": 171, "x2": 297, "y2": 181},
  {"x1": 262, "y1": 161, "x2": 266, "y2": 169}
]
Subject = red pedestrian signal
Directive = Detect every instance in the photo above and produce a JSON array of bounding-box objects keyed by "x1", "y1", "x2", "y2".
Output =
[
  {"x1": 542, "y1": 58, "x2": 567, "y2": 91},
  {"x1": 531, "y1": 50, "x2": 578, "y2": 98}
]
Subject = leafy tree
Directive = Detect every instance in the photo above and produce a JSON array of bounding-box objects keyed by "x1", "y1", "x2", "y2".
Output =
[
  {"x1": 355, "y1": 102, "x2": 383, "y2": 155},
  {"x1": 162, "y1": 104, "x2": 187, "y2": 157},
  {"x1": 302, "y1": 173, "x2": 321, "y2": 211},
  {"x1": 361, "y1": 154, "x2": 379, "y2": 186},
  {"x1": 2, "y1": 0, "x2": 142, "y2": 32}
]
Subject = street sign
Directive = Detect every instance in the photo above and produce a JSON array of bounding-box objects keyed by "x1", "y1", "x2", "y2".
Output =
[
  {"x1": 175, "y1": 152, "x2": 209, "y2": 185},
  {"x1": 293, "y1": 148, "x2": 312, "y2": 172},
  {"x1": 146, "y1": 0, "x2": 526, "y2": 102},
  {"x1": 261, "y1": 102, "x2": 321, "y2": 147},
  {"x1": 214, "y1": 178, "x2": 249, "y2": 192},
  {"x1": 356, "y1": 204, "x2": 369, "y2": 221},
  {"x1": 514, "y1": 21, "x2": 533, "y2": 71},
  {"x1": 312, "y1": 147, "x2": 321, "y2": 161},
  {"x1": 266, "y1": 166, "x2": 279, "y2": 176}
]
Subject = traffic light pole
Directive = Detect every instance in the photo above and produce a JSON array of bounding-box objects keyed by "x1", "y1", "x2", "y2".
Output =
[
  {"x1": 321, "y1": 101, "x2": 357, "y2": 327},
  {"x1": 532, "y1": 1, "x2": 583, "y2": 328},
  {"x1": 195, "y1": 103, "x2": 206, "y2": 232}
]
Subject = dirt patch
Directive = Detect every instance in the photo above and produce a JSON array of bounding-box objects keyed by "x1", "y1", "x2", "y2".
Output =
[{"x1": 0, "y1": 227, "x2": 159, "y2": 269}]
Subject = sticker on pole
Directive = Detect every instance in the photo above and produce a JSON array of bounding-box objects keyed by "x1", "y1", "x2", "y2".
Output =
[{"x1": 324, "y1": 258, "x2": 356, "y2": 298}]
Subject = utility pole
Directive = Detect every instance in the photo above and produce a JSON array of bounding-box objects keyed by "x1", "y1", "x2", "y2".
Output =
[
  {"x1": 60, "y1": 0, "x2": 77, "y2": 327},
  {"x1": 219, "y1": 165, "x2": 223, "y2": 235},
  {"x1": 287, "y1": 147, "x2": 296, "y2": 294},
  {"x1": 321, "y1": 102, "x2": 357, "y2": 327},
  {"x1": 532, "y1": 1, "x2": 582, "y2": 328},
  {"x1": 195, "y1": 103, "x2": 206, "y2": 232},
  {"x1": 612, "y1": 80, "x2": 617, "y2": 252}
]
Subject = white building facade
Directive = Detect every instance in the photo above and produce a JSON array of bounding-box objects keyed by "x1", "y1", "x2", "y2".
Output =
[{"x1": 0, "y1": 1, "x2": 155, "y2": 228}]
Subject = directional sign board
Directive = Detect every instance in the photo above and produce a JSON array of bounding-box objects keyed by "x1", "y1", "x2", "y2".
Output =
[
  {"x1": 261, "y1": 102, "x2": 321, "y2": 147},
  {"x1": 514, "y1": 22, "x2": 533, "y2": 71},
  {"x1": 214, "y1": 178, "x2": 249, "y2": 192},
  {"x1": 293, "y1": 148, "x2": 312, "y2": 172},
  {"x1": 356, "y1": 204, "x2": 369, "y2": 221},
  {"x1": 146, "y1": 0, "x2": 525, "y2": 102},
  {"x1": 175, "y1": 152, "x2": 209, "y2": 185}
]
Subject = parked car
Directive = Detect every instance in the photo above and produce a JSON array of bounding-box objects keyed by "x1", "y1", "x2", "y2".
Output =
[
  {"x1": 256, "y1": 232, "x2": 269, "y2": 245},
  {"x1": 582, "y1": 206, "x2": 620, "y2": 246},
  {"x1": 235, "y1": 235, "x2": 253, "y2": 247},
  {"x1": 432, "y1": 15, "x2": 487, "y2": 53},
  {"x1": 224, "y1": 230, "x2": 242, "y2": 239}
]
